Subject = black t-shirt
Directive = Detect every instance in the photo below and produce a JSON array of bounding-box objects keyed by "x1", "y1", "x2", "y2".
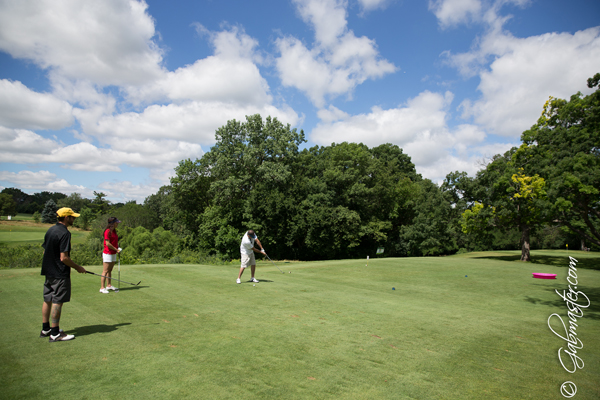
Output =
[{"x1": 41, "y1": 223, "x2": 72, "y2": 279}]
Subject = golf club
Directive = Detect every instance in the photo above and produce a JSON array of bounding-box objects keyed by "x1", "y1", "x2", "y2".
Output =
[
  {"x1": 118, "y1": 247, "x2": 122, "y2": 292},
  {"x1": 86, "y1": 271, "x2": 141, "y2": 286},
  {"x1": 264, "y1": 252, "x2": 284, "y2": 274}
]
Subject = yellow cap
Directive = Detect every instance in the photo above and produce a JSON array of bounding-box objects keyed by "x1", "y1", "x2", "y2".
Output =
[{"x1": 56, "y1": 207, "x2": 80, "y2": 217}]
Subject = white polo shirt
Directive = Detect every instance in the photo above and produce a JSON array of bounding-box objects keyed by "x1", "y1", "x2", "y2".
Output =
[{"x1": 240, "y1": 232, "x2": 257, "y2": 255}]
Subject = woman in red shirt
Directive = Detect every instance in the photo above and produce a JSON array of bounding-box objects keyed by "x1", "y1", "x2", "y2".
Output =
[{"x1": 100, "y1": 217, "x2": 121, "y2": 293}]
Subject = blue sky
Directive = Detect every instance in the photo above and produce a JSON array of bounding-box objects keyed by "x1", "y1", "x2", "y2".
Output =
[{"x1": 1, "y1": 0, "x2": 599, "y2": 203}]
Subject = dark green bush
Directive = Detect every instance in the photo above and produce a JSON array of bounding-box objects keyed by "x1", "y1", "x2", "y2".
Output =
[{"x1": 0, "y1": 245, "x2": 44, "y2": 269}]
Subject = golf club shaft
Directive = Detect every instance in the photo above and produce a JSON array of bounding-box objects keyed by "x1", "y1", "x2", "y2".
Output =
[
  {"x1": 86, "y1": 271, "x2": 140, "y2": 286},
  {"x1": 265, "y1": 253, "x2": 283, "y2": 273}
]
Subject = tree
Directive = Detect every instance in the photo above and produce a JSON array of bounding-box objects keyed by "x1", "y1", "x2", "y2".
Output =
[
  {"x1": 519, "y1": 73, "x2": 600, "y2": 247},
  {"x1": 196, "y1": 114, "x2": 305, "y2": 258},
  {"x1": 1, "y1": 187, "x2": 34, "y2": 213},
  {"x1": 57, "y1": 192, "x2": 90, "y2": 212},
  {"x1": 0, "y1": 193, "x2": 17, "y2": 218},
  {"x1": 170, "y1": 159, "x2": 213, "y2": 237},
  {"x1": 111, "y1": 202, "x2": 157, "y2": 230},
  {"x1": 89, "y1": 191, "x2": 110, "y2": 215},
  {"x1": 462, "y1": 150, "x2": 548, "y2": 261},
  {"x1": 400, "y1": 179, "x2": 458, "y2": 256},
  {"x1": 41, "y1": 199, "x2": 58, "y2": 224},
  {"x1": 74, "y1": 207, "x2": 94, "y2": 230}
]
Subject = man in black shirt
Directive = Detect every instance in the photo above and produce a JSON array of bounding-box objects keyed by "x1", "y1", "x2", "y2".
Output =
[{"x1": 40, "y1": 207, "x2": 86, "y2": 342}]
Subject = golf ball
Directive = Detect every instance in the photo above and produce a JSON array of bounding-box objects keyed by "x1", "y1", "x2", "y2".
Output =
[{"x1": 253, "y1": 284, "x2": 255, "y2": 286}]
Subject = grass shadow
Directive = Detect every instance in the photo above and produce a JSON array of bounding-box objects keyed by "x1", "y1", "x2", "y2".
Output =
[
  {"x1": 113, "y1": 285, "x2": 148, "y2": 291},
  {"x1": 525, "y1": 286, "x2": 600, "y2": 321},
  {"x1": 474, "y1": 254, "x2": 600, "y2": 270},
  {"x1": 69, "y1": 323, "x2": 131, "y2": 337}
]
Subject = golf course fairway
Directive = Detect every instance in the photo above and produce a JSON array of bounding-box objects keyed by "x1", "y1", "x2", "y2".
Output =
[{"x1": 1, "y1": 250, "x2": 598, "y2": 399}]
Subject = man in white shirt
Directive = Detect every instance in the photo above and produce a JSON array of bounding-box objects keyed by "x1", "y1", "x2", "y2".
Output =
[{"x1": 237, "y1": 230, "x2": 265, "y2": 284}]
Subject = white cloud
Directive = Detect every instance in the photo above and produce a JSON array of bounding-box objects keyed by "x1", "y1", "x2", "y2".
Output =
[
  {"x1": 0, "y1": 125, "x2": 204, "y2": 175},
  {"x1": 0, "y1": 0, "x2": 164, "y2": 86},
  {"x1": 0, "y1": 8, "x2": 301, "y2": 199},
  {"x1": 55, "y1": 139, "x2": 205, "y2": 172},
  {"x1": 432, "y1": 0, "x2": 600, "y2": 137},
  {"x1": 429, "y1": 0, "x2": 530, "y2": 29},
  {"x1": 97, "y1": 180, "x2": 162, "y2": 203},
  {"x1": 317, "y1": 105, "x2": 350, "y2": 123},
  {"x1": 357, "y1": 0, "x2": 391, "y2": 13},
  {"x1": 0, "y1": 80, "x2": 74, "y2": 130},
  {"x1": 0, "y1": 127, "x2": 61, "y2": 155},
  {"x1": 126, "y1": 26, "x2": 271, "y2": 106},
  {"x1": 85, "y1": 101, "x2": 299, "y2": 146},
  {"x1": 276, "y1": 0, "x2": 396, "y2": 107},
  {"x1": 0, "y1": 169, "x2": 91, "y2": 196},
  {"x1": 311, "y1": 91, "x2": 454, "y2": 148},
  {"x1": 0, "y1": 170, "x2": 57, "y2": 187},
  {"x1": 428, "y1": 0, "x2": 483, "y2": 28},
  {"x1": 308, "y1": 90, "x2": 515, "y2": 182},
  {"x1": 455, "y1": 27, "x2": 600, "y2": 137}
]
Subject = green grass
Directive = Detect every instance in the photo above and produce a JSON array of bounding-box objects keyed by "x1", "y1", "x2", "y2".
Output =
[
  {"x1": 0, "y1": 222, "x2": 88, "y2": 246},
  {"x1": 1, "y1": 250, "x2": 599, "y2": 399}
]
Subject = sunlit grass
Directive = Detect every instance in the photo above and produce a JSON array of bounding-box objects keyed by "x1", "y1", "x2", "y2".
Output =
[{"x1": 1, "y1": 251, "x2": 598, "y2": 399}]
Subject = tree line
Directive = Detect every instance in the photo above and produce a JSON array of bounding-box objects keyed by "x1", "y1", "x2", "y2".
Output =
[{"x1": 2, "y1": 74, "x2": 598, "y2": 262}]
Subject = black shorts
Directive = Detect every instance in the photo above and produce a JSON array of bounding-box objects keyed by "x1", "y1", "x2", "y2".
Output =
[{"x1": 43, "y1": 277, "x2": 71, "y2": 303}]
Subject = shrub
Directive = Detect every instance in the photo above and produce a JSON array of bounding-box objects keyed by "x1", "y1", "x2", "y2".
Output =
[{"x1": 0, "y1": 245, "x2": 44, "y2": 269}]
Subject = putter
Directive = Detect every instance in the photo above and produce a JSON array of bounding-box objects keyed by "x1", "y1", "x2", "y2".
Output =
[
  {"x1": 265, "y1": 253, "x2": 284, "y2": 274},
  {"x1": 86, "y1": 271, "x2": 140, "y2": 286}
]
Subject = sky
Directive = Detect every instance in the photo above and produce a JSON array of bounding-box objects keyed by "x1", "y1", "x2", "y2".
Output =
[{"x1": 0, "y1": 0, "x2": 599, "y2": 204}]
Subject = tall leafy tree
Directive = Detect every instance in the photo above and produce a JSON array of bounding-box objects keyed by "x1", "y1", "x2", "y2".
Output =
[
  {"x1": 0, "y1": 193, "x2": 17, "y2": 218},
  {"x1": 287, "y1": 142, "x2": 420, "y2": 259},
  {"x1": 57, "y1": 192, "x2": 90, "y2": 211},
  {"x1": 1, "y1": 188, "x2": 33, "y2": 213},
  {"x1": 462, "y1": 150, "x2": 547, "y2": 261},
  {"x1": 519, "y1": 73, "x2": 600, "y2": 247},
  {"x1": 192, "y1": 114, "x2": 305, "y2": 258},
  {"x1": 400, "y1": 178, "x2": 459, "y2": 256}
]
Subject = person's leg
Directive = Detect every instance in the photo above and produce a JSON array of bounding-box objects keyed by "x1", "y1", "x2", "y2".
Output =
[
  {"x1": 105, "y1": 262, "x2": 115, "y2": 288},
  {"x1": 50, "y1": 302, "x2": 63, "y2": 331},
  {"x1": 43, "y1": 301, "x2": 51, "y2": 324},
  {"x1": 45, "y1": 278, "x2": 74, "y2": 341},
  {"x1": 41, "y1": 279, "x2": 53, "y2": 335},
  {"x1": 101, "y1": 261, "x2": 109, "y2": 289},
  {"x1": 249, "y1": 253, "x2": 257, "y2": 281},
  {"x1": 238, "y1": 254, "x2": 249, "y2": 282}
]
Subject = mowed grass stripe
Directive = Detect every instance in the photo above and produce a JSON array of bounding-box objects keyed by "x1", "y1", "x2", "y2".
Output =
[{"x1": 0, "y1": 251, "x2": 599, "y2": 399}]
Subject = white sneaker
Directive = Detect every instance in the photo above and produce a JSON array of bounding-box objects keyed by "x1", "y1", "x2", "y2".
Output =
[
  {"x1": 251, "y1": 277, "x2": 259, "y2": 283},
  {"x1": 107, "y1": 285, "x2": 117, "y2": 291},
  {"x1": 236, "y1": 279, "x2": 241, "y2": 284},
  {"x1": 49, "y1": 332, "x2": 75, "y2": 342},
  {"x1": 99, "y1": 288, "x2": 109, "y2": 294}
]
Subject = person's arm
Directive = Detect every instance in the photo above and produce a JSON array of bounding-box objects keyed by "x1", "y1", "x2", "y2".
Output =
[
  {"x1": 60, "y1": 252, "x2": 86, "y2": 273},
  {"x1": 104, "y1": 239, "x2": 120, "y2": 253},
  {"x1": 253, "y1": 238, "x2": 265, "y2": 254}
]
